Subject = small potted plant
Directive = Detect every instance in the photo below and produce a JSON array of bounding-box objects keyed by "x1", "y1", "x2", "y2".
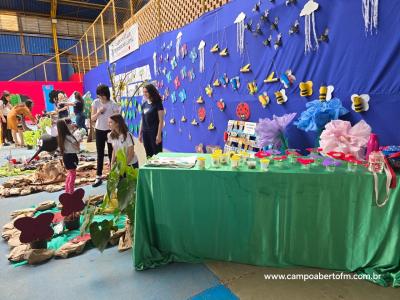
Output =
[
  {"x1": 14, "y1": 213, "x2": 54, "y2": 249},
  {"x1": 59, "y1": 189, "x2": 86, "y2": 231}
]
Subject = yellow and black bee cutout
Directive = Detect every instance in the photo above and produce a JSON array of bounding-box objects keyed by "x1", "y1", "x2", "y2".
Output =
[
  {"x1": 299, "y1": 81, "x2": 313, "y2": 97},
  {"x1": 286, "y1": 0, "x2": 297, "y2": 6},
  {"x1": 260, "y1": 9, "x2": 270, "y2": 22},
  {"x1": 245, "y1": 20, "x2": 253, "y2": 32},
  {"x1": 274, "y1": 33, "x2": 283, "y2": 50},
  {"x1": 351, "y1": 94, "x2": 370, "y2": 113},
  {"x1": 270, "y1": 17, "x2": 279, "y2": 31},
  {"x1": 264, "y1": 71, "x2": 279, "y2": 83},
  {"x1": 319, "y1": 85, "x2": 334, "y2": 101},
  {"x1": 240, "y1": 63, "x2": 252, "y2": 73},
  {"x1": 289, "y1": 20, "x2": 300, "y2": 35},
  {"x1": 253, "y1": 1, "x2": 261, "y2": 13},
  {"x1": 263, "y1": 35, "x2": 272, "y2": 47},
  {"x1": 210, "y1": 44, "x2": 220, "y2": 53},
  {"x1": 275, "y1": 89, "x2": 288, "y2": 105},
  {"x1": 319, "y1": 28, "x2": 329, "y2": 43},
  {"x1": 258, "y1": 92, "x2": 270, "y2": 108}
]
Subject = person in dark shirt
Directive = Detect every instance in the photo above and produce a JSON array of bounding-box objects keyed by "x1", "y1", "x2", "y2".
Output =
[
  {"x1": 139, "y1": 84, "x2": 165, "y2": 157},
  {"x1": 49, "y1": 90, "x2": 73, "y2": 119},
  {"x1": 73, "y1": 91, "x2": 87, "y2": 132}
]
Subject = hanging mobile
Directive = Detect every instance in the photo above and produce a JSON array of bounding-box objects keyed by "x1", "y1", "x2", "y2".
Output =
[
  {"x1": 319, "y1": 28, "x2": 329, "y2": 43},
  {"x1": 198, "y1": 40, "x2": 206, "y2": 73},
  {"x1": 274, "y1": 33, "x2": 283, "y2": 50},
  {"x1": 235, "y1": 12, "x2": 246, "y2": 56},
  {"x1": 289, "y1": 20, "x2": 300, "y2": 35},
  {"x1": 300, "y1": 0, "x2": 320, "y2": 54},
  {"x1": 362, "y1": 0, "x2": 379, "y2": 34},
  {"x1": 263, "y1": 35, "x2": 272, "y2": 47},
  {"x1": 176, "y1": 32, "x2": 183, "y2": 59}
]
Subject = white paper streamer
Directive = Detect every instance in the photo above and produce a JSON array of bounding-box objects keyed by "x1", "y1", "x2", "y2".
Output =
[
  {"x1": 176, "y1": 32, "x2": 182, "y2": 58},
  {"x1": 153, "y1": 52, "x2": 158, "y2": 75},
  {"x1": 198, "y1": 40, "x2": 205, "y2": 73},
  {"x1": 300, "y1": 0, "x2": 319, "y2": 54},
  {"x1": 362, "y1": 0, "x2": 379, "y2": 34},
  {"x1": 235, "y1": 12, "x2": 246, "y2": 56}
]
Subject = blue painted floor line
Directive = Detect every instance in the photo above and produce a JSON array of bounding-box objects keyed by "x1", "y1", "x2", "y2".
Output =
[{"x1": 190, "y1": 284, "x2": 239, "y2": 300}]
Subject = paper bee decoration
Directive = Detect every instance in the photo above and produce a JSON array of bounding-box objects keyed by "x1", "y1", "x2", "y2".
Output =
[
  {"x1": 351, "y1": 94, "x2": 370, "y2": 112},
  {"x1": 236, "y1": 102, "x2": 251, "y2": 121},
  {"x1": 270, "y1": 17, "x2": 279, "y2": 31},
  {"x1": 299, "y1": 81, "x2": 313, "y2": 97},
  {"x1": 300, "y1": 0, "x2": 320, "y2": 53},
  {"x1": 247, "y1": 81, "x2": 258, "y2": 95},
  {"x1": 258, "y1": 92, "x2": 270, "y2": 108},
  {"x1": 319, "y1": 85, "x2": 334, "y2": 101},
  {"x1": 275, "y1": 89, "x2": 288, "y2": 104}
]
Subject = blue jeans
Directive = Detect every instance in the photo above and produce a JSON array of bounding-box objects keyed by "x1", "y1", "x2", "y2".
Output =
[{"x1": 75, "y1": 113, "x2": 87, "y2": 131}]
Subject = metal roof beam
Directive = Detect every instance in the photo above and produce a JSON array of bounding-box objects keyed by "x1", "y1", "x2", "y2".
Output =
[{"x1": 38, "y1": 0, "x2": 129, "y2": 11}]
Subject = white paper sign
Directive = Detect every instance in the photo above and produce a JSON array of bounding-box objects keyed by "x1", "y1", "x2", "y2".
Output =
[{"x1": 109, "y1": 23, "x2": 139, "y2": 63}]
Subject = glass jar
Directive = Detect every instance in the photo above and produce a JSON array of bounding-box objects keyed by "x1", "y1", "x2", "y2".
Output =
[
  {"x1": 231, "y1": 155, "x2": 240, "y2": 169},
  {"x1": 197, "y1": 157, "x2": 206, "y2": 170},
  {"x1": 211, "y1": 154, "x2": 221, "y2": 168},
  {"x1": 247, "y1": 160, "x2": 257, "y2": 170},
  {"x1": 260, "y1": 159, "x2": 270, "y2": 171}
]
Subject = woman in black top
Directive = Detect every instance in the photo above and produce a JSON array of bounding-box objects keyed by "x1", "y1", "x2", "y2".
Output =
[
  {"x1": 49, "y1": 90, "x2": 73, "y2": 119},
  {"x1": 73, "y1": 92, "x2": 87, "y2": 132},
  {"x1": 139, "y1": 84, "x2": 165, "y2": 157}
]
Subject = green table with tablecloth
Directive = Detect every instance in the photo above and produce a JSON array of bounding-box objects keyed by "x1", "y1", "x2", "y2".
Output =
[{"x1": 133, "y1": 153, "x2": 400, "y2": 287}]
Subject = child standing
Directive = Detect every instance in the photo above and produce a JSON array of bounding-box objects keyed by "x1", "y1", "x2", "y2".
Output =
[{"x1": 57, "y1": 119, "x2": 80, "y2": 194}]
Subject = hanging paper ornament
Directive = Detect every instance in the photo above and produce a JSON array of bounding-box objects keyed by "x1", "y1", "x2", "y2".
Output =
[
  {"x1": 319, "y1": 85, "x2": 334, "y2": 101},
  {"x1": 171, "y1": 56, "x2": 178, "y2": 70},
  {"x1": 263, "y1": 35, "x2": 272, "y2": 47},
  {"x1": 180, "y1": 43, "x2": 188, "y2": 58},
  {"x1": 159, "y1": 54, "x2": 163, "y2": 62},
  {"x1": 213, "y1": 78, "x2": 221, "y2": 87},
  {"x1": 220, "y1": 74, "x2": 229, "y2": 87},
  {"x1": 174, "y1": 76, "x2": 181, "y2": 89},
  {"x1": 205, "y1": 85, "x2": 213, "y2": 97},
  {"x1": 181, "y1": 115, "x2": 187, "y2": 123},
  {"x1": 247, "y1": 81, "x2": 258, "y2": 95},
  {"x1": 230, "y1": 77, "x2": 241, "y2": 91},
  {"x1": 254, "y1": 23, "x2": 263, "y2": 36},
  {"x1": 289, "y1": 20, "x2": 300, "y2": 35},
  {"x1": 198, "y1": 40, "x2": 206, "y2": 73},
  {"x1": 190, "y1": 47, "x2": 198, "y2": 63},
  {"x1": 161, "y1": 42, "x2": 166, "y2": 50},
  {"x1": 170, "y1": 118, "x2": 176, "y2": 125},
  {"x1": 164, "y1": 87, "x2": 170, "y2": 98},
  {"x1": 300, "y1": 0, "x2": 320, "y2": 54},
  {"x1": 162, "y1": 67, "x2": 167, "y2": 75},
  {"x1": 245, "y1": 20, "x2": 253, "y2": 32},
  {"x1": 261, "y1": 9, "x2": 270, "y2": 22},
  {"x1": 211, "y1": 44, "x2": 220, "y2": 53},
  {"x1": 264, "y1": 72, "x2": 279, "y2": 83},
  {"x1": 236, "y1": 102, "x2": 251, "y2": 121},
  {"x1": 217, "y1": 99, "x2": 226, "y2": 112},
  {"x1": 208, "y1": 123, "x2": 216, "y2": 131},
  {"x1": 234, "y1": 12, "x2": 246, "y2": 56},
  {"x1": 166, "y1": 40, "x2": 173, "y2": 50},
  {"x1": 270, "y1": 17, "x2": 279, "y2": 31},
  {"x1": 180, "y1": 66, "x2": 187, "y2": 80},
  {"x1": 219, "y1": 48, "x2": 229, "y2": 57},
  {"x1": 153, "y1": 52, "x2": 158, "y2": 75},
  {"x1": 319, "y1": 28, "x2": 329, "y2": 43},
  {"x1": 280, "y1": 70, "x2": 296, "y2": 88},
  {"x1": 299, "y1": 81, "x2": 313, "y2": 97},
  {"x1": 156, "y1": 80, "x2": 164, "y2": 89},
  {"x1": 258, "y1": 92, "x2": 270, "y2": 108},
  {"x1": 171, "y1": 91, "x2": 177, "y2": 103},
  {"x1": 188, "y1": 69, "x2": 196, "y2": 82},
  {"x1": 198, "y1": 107, "x2": 206, "y2": 122},
  {"x1": 351, "y1": 94, "x2": 370, "y2": 112},
  {"x1": 191, "y1": 119, "x2": 199, "y2": 126},
  {"x1": 274, "y1": 34, "x2": 283, "y2": 50},
  {"x1": 166, "y1": 71, "x2": 172, "y2": 83},
  {"x1": 176, "y1": 32, "x2": 182, "y2": 58},
  {"x1": 253, "y1": 1, "x2": 261, "y2": 13},
  {"x1": 196, "y1": 96, "x2": 204, "y2": 104},
  {"x1": 362, "y1": 0, "x2": 379, "y2": 34},
  {"x1": 178, "y1": 89, "x2": 187, "y2": 103},
  {"x1": 275, "y1": 89, "x2": 288, "y2": 104},
  {"x1": 240, "y1": 64, "x2": 251, "y2": 73},
  {"x1": 165, "y1": 54, "x2": 170, "y2": 62}
]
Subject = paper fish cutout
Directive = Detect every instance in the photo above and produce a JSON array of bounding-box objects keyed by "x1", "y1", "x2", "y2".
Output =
[
  {"x1": 319, "y1": 28, "x2": 329, "y2": 43},
  {"x1": 174, "y1": 76, "x2": 181, "y2": 89},
  {"x1": 181, "y1": 116, "x2": 187, "y2": 122},
  {"x1": 217, "y1": 99, "x2": 226, "y2": 112},
  {"x1": 240, "y1": 64, "x2": 251, "y2": 73},
  {"x1": 230, "y1": 76, "x2": 241, "y2": 91},
  {"x1": 258, "y1": 92, "x2": 270, "y2": 108},
  {"x1": 319, "y1": 85, "x2": 334, "y2": 101},
  {"x1": 170, "y1": 118, "x2": 176, "y2": 125},
  {"x1": 280, "y1": 70, "x2": 296, "y2": 88},
  {"x1": 191, "y1": 119, "x2": 199, "y2": 126},
  {"x1": 196, "y1": 96, "x2": 204, "y2": 104},
  {"x1": 351, "y1": 94, "x2": 370, "y2": 112},
  {"x1": 247, "y1": 81, "x2": 258, "y2": 95},
  {"x1": 190, "y1": 47, "x2": 198, "y2": 63},
  {"x1": 275, "y1": 89, "x2": 288, "y2": 104},
  {"x1": 263, "y1": 35, "x2": 272, "y2": 47},
  {"x1": 205, "y1": 85, "x2": 213, "y2": 97},
  {"x1": 236, "y1": 102, "x2": 251, "y2": 121},
  {"x1": 208, "y1": 123, "x2": 216, "y2": 131},
  {"x1": 171, "y1": 91, "x2": 177, "y2": 103},
  {"x1": 166, "y1": 71, "x2": 172, "y2": 83},
  {"x1": 219, "y1": 48, "x2": 229, "y2": 57},
  {"x1": 181, "y1": 43, "x2": 188, "y2": 58},
  {"x1": 178, "y1": 89, "x2": 187, "y2": 102},
  {"x1": 274, "y1": 33, "x2": 283, "y2": 50},
  {"x1": 14, "y1": 213, "x2": 54, "y2": 243},
  {"x1": 211, "y1": 44, "x2": 220, "y2": 53},
  {"x1": 180, "y1": 66, "x2": 187, "y2": 79},
  {"x1": 171, "y1": 56, "x2": 178, "y2": 70},
  {"x1": 264, "y1": 72, "x2": 279, "y2": 83},
  {"x1": 289, "y1": 20, "x2": 300, "y2": 35},
  {"x1": 213, "y1": 78, "x2": 221, "y2": 87},
  {"x1": 220, "y1": 74, "x2": 229, "y2": 87},
  {"x1": 187, "y1": 68, "x2": 195, "y2": 81},
  {"x1": 270, "y1": 17, "x2": 279, "y2": 31},
  {"x1": 299, "y1": 81, "x2": 313, "y2": 97},
  {"x1": 59, "y1": 188, "x2": 85, "y2": 217}
]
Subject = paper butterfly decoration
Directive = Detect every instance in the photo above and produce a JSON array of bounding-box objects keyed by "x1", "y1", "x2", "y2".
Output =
[
  {"x1": 180, "y1": 43, "x2": 188, "y2": 58},
  {"x1": 171, "y1": 91, "x2": 177, "y2": 103},
  {"x1": 205, "y1": 85, "x2": 213, "y2": 97},
  {"x1": 299, "y1": 81, "x2": 313, "y2": 97},
  {"x1": 14, "y1": 213, "x2": 54, "y2": 243},
  {"x1": 59, "y1": 188, "x2": 86, "y2": 217},
  {"x1": 166, "y1": 71, "x2": 172, "y2": 83},
  {"x1": 171, "y1": 56, "x2": 178, "y2": 70},
  {"x1": 190, "y1": 47, "x2": 198, "y2": 63},
  {"x1": 280, "y1": 70, "x2": 296, "y2": 88},
  {"x1": 351, "y1": 94, "x2": 370, "y2": 113},
  {"x1": 259, "y1": 92, "x2": 270, "y2": 108},
  {"x1": 166, "y1": 40, "x2": 173, "y2": 50},
  {"x1": 236, "y1": 102, "x2": 251, "y2": 121},
  {"x1": 319, "y1": 85, "x2": 334, "y2": 101},
  {"x1": 275, "y1": 89, "x2": 288, "y2": 104},
  {"x1": 174, "y1": 76, "x2": 181, "y2": 89},
  {"x1": 220, "y1": 74, "x2": 229, "y2": 87},
  {"x1": 180, "y1": 66, "x2": 187, "y2": 80},
  {"x1": 178, "y1": 89, "x2": 187, "y2": 103},
  {"x1": 230, "y1": 76, "x2": 241, "y2": 91},
  {"x1": 188, "y1": 69, "x2": 195, "y2": 82},
  {"x1": 217, "y1": 99, "x2": 226, "y2": 112}
]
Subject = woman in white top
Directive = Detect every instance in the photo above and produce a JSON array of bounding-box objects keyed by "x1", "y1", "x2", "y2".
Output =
[
  {"x1": 91, "y1": 84, "x2": 120, "y2": 187},
  {"x1": 108, "y1": 114, "x2": 139, "y2": 169}
]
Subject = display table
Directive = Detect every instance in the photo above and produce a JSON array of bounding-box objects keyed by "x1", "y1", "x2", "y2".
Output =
[{"x1": 133, "y1": 153, "x2": 400, "y2": 287}]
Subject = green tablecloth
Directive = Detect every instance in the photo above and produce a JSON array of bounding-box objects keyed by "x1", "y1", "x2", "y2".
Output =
[{"x1": 133, "y1": 153, "x2": 400, "y2": 287}]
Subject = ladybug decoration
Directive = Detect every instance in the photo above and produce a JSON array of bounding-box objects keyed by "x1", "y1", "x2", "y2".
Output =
[
  {"x1": 236, "y1": 102, "x2": 251, "y2": 121},
  {"x1": 198, "y1": 107, "x2": 206, "y2": 122}
]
